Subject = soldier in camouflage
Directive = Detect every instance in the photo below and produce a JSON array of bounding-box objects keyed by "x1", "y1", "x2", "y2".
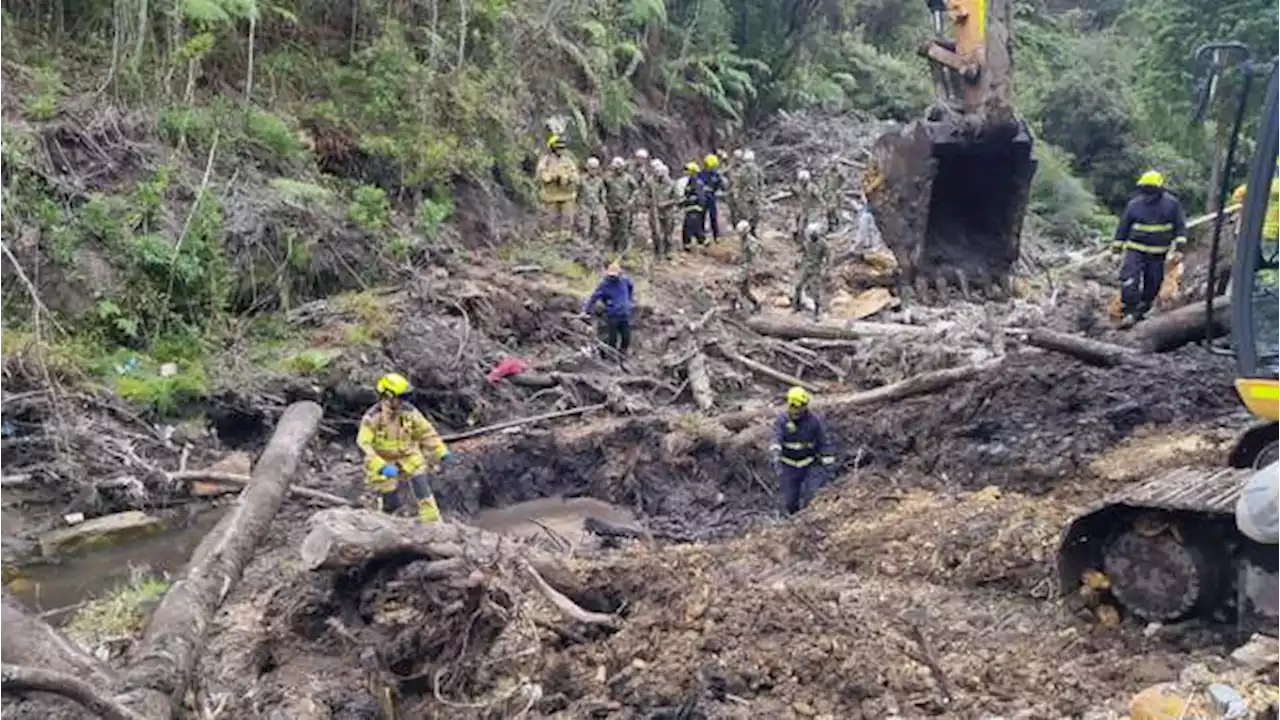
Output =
[
  {"x1": 604, "y1": 156, "x2": 637, "y2": 256},
  {"x1": 793, "y1": 222, "x2": 828, "y2": 321},
  {"x1": 576, "y1": 157, "x2": 606, "y2": 246},
  {"x1": 736, "y1": 149, "x2": 765, "y2": 235},
  {"x1": 791, "y1": 169, "x2": 819, "y2": 245},
  {"x1": 734, "y1": 220, "x2": 762, "y2": 313},
  {"x1": 646, "y1": 159, "x2": 675, "y2": 260},
  {"x1": 819, "y1": 160, "x2": 845, "y2": 230}
]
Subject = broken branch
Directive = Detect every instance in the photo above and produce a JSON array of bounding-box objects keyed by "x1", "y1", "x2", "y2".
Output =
[
  {"x1": 710, "y1": 342, "x2": 824, "y2": 392},
  {"x1": 440, "y1": 403, "x2": 607, "y2": 442},
  {"x1": 1, "y1": 664, "x2": 143, "y2": 720},
  {"x1": 166, "y1": 470, "x2": 354, "y2": 506},
  {"x1": 746, "y1": 315, "x2": 930, "y2": 341}
]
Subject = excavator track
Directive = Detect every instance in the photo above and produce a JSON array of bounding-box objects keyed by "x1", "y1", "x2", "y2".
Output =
[{"x1": 1058, "y1": 466, "x2": 1278, "y2": 627}]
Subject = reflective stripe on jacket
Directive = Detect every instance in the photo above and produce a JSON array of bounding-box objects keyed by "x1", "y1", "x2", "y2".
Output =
[
  {"x1": 1112, "y1": 190, "x2": 1188, "y2": 254},
  {"x1": 356, "y1": 402, "x2": 448, "y2": 470},
  {"x1": 770, "y1": 409, "x2": 831, "y2": 468}
]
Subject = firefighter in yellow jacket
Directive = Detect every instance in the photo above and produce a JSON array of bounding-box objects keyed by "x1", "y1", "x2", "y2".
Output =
[
  {"x1": 357, "y1": 373, "x2": 454, "y2": 523},
  {"x1": 536, "y1": 135, "x2": 580, "y2": 241}
]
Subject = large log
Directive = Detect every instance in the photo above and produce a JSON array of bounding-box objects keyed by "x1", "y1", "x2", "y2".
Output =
[
  {"x1": 1134, "y1": 295, "x2": 1230, "y2": 353},
  {"x1": 124, "y1": 401, "x2": 323, "y2": 709},
  {"x1": 709, "y1": 342, "x2": 825, "y2": 393},
  {"x1": 1021, "y1": 329, "x2": 1153, "y2": 368},
  {"x1": 719, "y1": 359, "x2": 1002, "y2": 432},
  {"x1": 746, "y1": 315, "x2": 931, "y2": 341}
]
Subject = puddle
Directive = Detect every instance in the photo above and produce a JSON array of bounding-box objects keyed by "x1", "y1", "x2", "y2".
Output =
[
  {"x1": 8, "y1": 507, "x2": 229, "y2": 625},
  {"x1": 471, "y1": 497, "x2": 642, "y2": 545}
]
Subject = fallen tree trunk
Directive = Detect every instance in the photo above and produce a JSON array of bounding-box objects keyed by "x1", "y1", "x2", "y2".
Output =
[
  {"x1": 440, "y1": 403, "x2": 607, "y2": 442},
  {"x1": 300, "y1": 508, "x2": 615, "y2": 627},
  {"x1": 1020, "y1": 328, "x2": 1152, "y2": 368},
  {"x1": 1134, "y1": 295, "x2": 1230, "y2": 353},
  {"x1": 125, "y1": 401, "x2": 323, "y2": 709},
  {"x1": 719, "y1": 359, "x2": 1002, "y2": 432},
  {"x1": 167, "y1": 470, "x2": 353, "y2": 506},
  {"x1": 709, "y1": 342, "x2": 824, "y2": 393},
  {"x1": 687, "y1": 350, "x2": 714, "y2": 411},
  {"x1": 746, "y1": 315, "x2": 930, "y2": 341}
]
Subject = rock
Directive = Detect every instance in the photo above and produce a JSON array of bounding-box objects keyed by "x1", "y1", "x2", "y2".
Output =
[
  {"x1": 1231, "y1": 633, "x2": 1279, "y2": 672},
  {"x1": 1180, "y1": 663, "x2": 1213, "y2": 688},
  {"x1": 190, "y1": 451, "x2": 255, "y2": 497},
  {"x1": 1207, "y1": 683, "x2": 1248, "y2": 718},
  {"x1": 1129, "y1": 683, "x2": 1213, "y2": 720},
  {"x1": 792, "y1": 700, "x2": 816, "y2": 716},
  {"x1": 38, "y1": 510, "x2": 164, "y2": 558}
]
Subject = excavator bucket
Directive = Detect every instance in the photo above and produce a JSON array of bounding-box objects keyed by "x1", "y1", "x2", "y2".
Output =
[
  {"x1": 863, "y1": 111, "x2": 1035, "y2": 303},
  {"x1": 862, "y1": 0, "x2": 1035, "y2": 302}
]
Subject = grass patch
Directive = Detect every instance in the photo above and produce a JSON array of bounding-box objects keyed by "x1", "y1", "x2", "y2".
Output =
[
  {"x1": 65, "y1": 573, "x2": 169, "y2": 648},
  {"x1": 279, "y1": 347, "x2": 343, "y2": 375},
  {"x1": 333, "y1": 290, "x2": 396, "y2": 345}
]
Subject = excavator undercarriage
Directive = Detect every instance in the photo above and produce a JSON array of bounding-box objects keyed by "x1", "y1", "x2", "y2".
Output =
[{"x1": 862, "y1": 0, "x2": 1036, "y2": 303}]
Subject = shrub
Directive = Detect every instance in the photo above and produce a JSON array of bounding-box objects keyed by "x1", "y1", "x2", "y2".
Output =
[
  {"x1": 244, "y1": 109, "x2": 303, "y2": 161},
  {"x1": 1028, "y1": 142, "x2": 1115, "y2": 246},
  {"x1": 347, "y1": 185, "x2": 391, "y2": 231}
]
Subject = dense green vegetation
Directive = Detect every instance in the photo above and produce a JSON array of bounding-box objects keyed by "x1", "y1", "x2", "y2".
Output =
[{"x1": 1, "y1": 0, "x2": 1275, "y2": 415}]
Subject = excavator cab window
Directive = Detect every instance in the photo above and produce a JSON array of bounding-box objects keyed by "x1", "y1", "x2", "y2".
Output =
[{"x1": 1231, "y1": 65, "x2": 1280, "y2": 382}]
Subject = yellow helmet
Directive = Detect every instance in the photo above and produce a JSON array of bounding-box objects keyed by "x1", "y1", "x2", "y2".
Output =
[
  {"x1": 376, "y1": 372, "x2": 411, "y2": 397},
  {"x1": 547, "y1": 134, "x2": 564, "y2": 149},
  {"x1": 1136, "y1": 170, "x2": 1164, "y2": 188},
  {"x1": 684, "y1": 162, "x2": 699, "y2": 175},
  {"x1": 785, "y1": 386, "x2": 810, "y2": 408},
  {"x1": 703, "y1": 154, "x2": 720, "y2": 170}
]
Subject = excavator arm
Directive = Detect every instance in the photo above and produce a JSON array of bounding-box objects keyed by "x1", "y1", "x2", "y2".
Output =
[{"x1": 862, "y1": 0, "x2": 1034, "y2": 302}]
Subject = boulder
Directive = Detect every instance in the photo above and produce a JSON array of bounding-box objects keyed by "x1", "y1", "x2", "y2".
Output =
[{"x1": 38, "y1": 510, "x2": 164, "y2": 558}]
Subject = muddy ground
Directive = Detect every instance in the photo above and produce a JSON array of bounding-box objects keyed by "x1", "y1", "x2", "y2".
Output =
[{"x1": 2, "y1": 112, "x2": 1272, "y2": 719}]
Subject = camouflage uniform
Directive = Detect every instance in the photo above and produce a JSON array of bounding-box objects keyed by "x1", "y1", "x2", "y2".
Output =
[
  {"x1": 536, "y1": 150, "x2": 580, "y2": 241},
  {"x1": 820, "y1": 165, "x2": 845, "y2": 230},
  {"x1": 736, "y1": 226, "x2": 762, "y2": 313},
  {"x1": 576, "y1": 168, "x2": 606, "y2": 246},
  {"x1": 643, "y1": 168, "x2": 673, "y2": 260},
  {"x1": 793, "y1": 227, "x2": 828, "y2": 320},
  {"x1": 792, "y1": 178, "x2": 819, "y2": 244},
  {"x1": 604, "y1": 168, "x2": 637, "y2": 255},
  {"x1": 737, "y1": 156, "x2": 765, "y2": 234}
]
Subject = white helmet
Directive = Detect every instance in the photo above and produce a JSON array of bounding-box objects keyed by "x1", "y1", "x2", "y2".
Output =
[
  {"x1": 610, "y1": 156, "x2": 626, "y2": 169},
  {"x1": 649, "y1": 158, "x2": 664, "y2": 171},
  {"x1": 735, "y1": 220, "x2": 750, "y2": 233},
  {"x1": 635, "y1": 148, "x2": 650, "y2": 160},
  {"x1": 586, "y1": 157, "x2": 600, "y2": 169},
  {"x1": 742, "y1": 149, "x2": 755, "y2": 161},
  {"x1": 732, "y1": 149, "x2": 744, "y2": 160},
  {"x1": 797, "y1": 169, "x2": 811, "y2": 182}
]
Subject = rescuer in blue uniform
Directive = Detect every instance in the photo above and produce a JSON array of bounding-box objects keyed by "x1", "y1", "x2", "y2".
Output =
[
  {"x1": 1111, "y1": 170, "x2": 1188, "y2": 327},
  {"x1": 769, "y1": 386, "x2": 835, "y2": 516}
]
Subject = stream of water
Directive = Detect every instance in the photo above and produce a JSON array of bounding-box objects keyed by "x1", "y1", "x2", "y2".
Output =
[{"x1": 8, "y1": 507, "x2": 229, "y2": 625}]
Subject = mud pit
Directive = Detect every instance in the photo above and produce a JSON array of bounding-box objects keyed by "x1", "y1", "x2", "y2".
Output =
[{"x1": 165, "y1": 339, "x2": 1253, "y2": 720}]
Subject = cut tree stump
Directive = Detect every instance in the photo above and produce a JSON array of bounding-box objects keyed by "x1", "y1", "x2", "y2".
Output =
[
  {"x1": 1134, "y1": 295, "x2": 1231, "y2": 353},
  {"x1": 746, "y1": 315, "x2": 930, "y2": 341},
  {"x1": 300, "y1": 508, "x2": 615, "y2": 627}
]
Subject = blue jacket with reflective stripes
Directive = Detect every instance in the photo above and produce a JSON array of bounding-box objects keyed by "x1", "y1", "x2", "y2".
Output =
[
  {"x1": 1112, "y1": 190, "x2": 1188, "y2": 254},
  {"x1": 771, "y1": 409, "x2": 832, "y2": 468}
]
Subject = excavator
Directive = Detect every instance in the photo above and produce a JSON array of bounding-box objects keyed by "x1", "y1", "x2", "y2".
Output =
[
  {"x1": 861, "y1": 0, "x2": 1036, "y2": 303},
  {"x1": 1057, "y1": 53, "x2": 1279, "y2": 632}
]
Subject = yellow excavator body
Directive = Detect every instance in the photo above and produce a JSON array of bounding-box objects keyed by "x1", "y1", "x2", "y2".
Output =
[{"x1": 1057, "y1": 58, "x2": 1280, "y2": 633}]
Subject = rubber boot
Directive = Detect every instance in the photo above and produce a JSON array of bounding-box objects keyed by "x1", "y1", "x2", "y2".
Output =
[
  {"x1": 378, "y1": 490, "x2": 403, "y2": 515},
  {"x1": 416, "y1": 495, "x2": 442, "y2": 524}
]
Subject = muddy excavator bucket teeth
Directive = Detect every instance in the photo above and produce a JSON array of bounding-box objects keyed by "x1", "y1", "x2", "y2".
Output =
[{"x1": 864, "y1": 116, "x2": 1035, "y2": 302}]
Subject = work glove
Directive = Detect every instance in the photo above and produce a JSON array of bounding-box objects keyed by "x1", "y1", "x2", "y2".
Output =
[
  {"x1": 1108, "y1": 243, "x2": 1123, "y2": 258},
  {"x1": 379, "y1": 464, "x2": 399, "y2": 478}
]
